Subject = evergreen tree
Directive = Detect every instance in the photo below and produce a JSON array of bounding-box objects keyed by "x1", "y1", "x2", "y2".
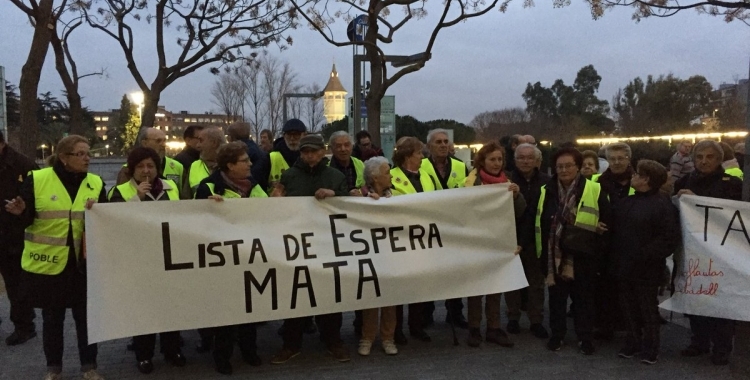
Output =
[{"x1": 115, "y1": 94, "x2": 141, "y2": 152}]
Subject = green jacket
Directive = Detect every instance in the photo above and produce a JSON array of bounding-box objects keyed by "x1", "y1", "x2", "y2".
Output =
[{"x1": 279, "y1": 157, "x2": 348, "y2": 197}]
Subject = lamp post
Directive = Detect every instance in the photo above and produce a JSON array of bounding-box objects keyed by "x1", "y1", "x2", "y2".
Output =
[
  {"x1": 105, "y1": 144, "x2": 109, "y2": 157},
  {"x1": 40, "y1": 144, "x2": 47, "y2": 160},
  {"x1": 130, "y1": 91, "x2": 144, "y2": 121}
]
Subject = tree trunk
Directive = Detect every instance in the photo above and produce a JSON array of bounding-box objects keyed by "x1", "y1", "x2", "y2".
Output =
[
  {"x1": 50, "y1": 32, "x2": 85, "y2": 136},
  {"x1": 364, "y1": 18, "x2": 384, "y2": 147},
  {"x1": 18, "y1": 0, "x2": 54, "y2": 158}
]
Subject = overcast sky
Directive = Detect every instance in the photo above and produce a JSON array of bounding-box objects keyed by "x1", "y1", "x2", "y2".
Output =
[{"x1": 1, "y1": 1, "x2": 748, "y2": 127}]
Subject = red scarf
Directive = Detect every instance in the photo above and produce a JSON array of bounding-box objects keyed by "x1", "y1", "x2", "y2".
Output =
[{"x1": 479, "y1": 169, "x2": 508, "y2": 184}]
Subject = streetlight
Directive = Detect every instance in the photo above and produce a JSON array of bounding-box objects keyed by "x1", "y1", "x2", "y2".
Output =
[
  {"x1": 130, "y1": 91, "x2": 144, "y2": 121},
  {"x1": 40, "y1": 144, "x2": 47, "y2": 160},
  {"x1": 105, "y1": 144, "x2": 109, "y2": 157}
]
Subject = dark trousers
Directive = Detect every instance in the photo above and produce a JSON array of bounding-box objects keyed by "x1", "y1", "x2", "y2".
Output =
[
  {"x1": 445, "y1": 299, "x2": 464, "y2": 320},
  {"x1": 396, "y1": 302, "x2": 428, "y2": 332},
  {"x1": 213, "y1": 323, "x2": 257, "y2": 365},
  {"x1": 688, "y1": 315, "x2": 735, "y2": 355},
  {"x1": 133, "y1": 331, "x2": 181, "y2": 361},
  {"x1": 42, "y1": 306, "x2": 97, "y2": 372},
  {"x1": 0, "y1": 245, "x2": 35, "y2": 332},
  {"x1": 506, "y1": 245, "x2": 545, "y2": 324},
  {"x1": 595, "y1": 257, "x2": 623, "y2": 333},
  {"x1": 619, "y1": 281, "x2": 661, "y2": 354},
  {"x1": 548, "y1": 260, "x2": 597, "y2": 342},
  {"x1": 282, "y1": 313, "x2": 341, "y2": 351}
]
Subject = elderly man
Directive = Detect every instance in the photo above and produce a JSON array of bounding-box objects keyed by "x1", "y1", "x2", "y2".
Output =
[
  {"x1": 420, "y1": 128, "x2": 469, "y2": 328},
  {"x1": 506, "y1": 143, "x2": 550, "y2": 339},
  {"x1": 270, "y1": 134, "x2": 350, "y2": 364},
  {"x1": 260, "y1": 119, "x2": 306, "y2": 192},
  {"x1": 352, "y1": 130, "x2": 384, "y2": 161},
  {"x1": 675, "y1": 140, "x2": 742, "y2": 366},
  {"x1": 669, "y1": 140, "x2": 694, "y2": 183},
  {"x1": 0, "y1": 131, "x2": 38, "y2": 346},
  {"x1": 187, "y1": 127, "x2": 226, "y2": 196},
  {"x1": 174, "y1": 125, "x2": 204, "y2": 169},
  {"x1": 226, "y1": 122, "x2": 270, "y2": 191},
  {"x1": 117, "y1": 128, "x2": 186, "y2": 190},
  {"x1": 328, "y1": 131, "x2": 365, "y2": 195}
]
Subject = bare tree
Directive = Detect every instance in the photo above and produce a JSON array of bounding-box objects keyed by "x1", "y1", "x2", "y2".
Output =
[
  {"x1": 260, "y1": 54, "x2": 297, "y2": 137},
  {"x1": 469, "y1": 107, "x2": 530, "y2": 141},
  {"x1": 211, "y1": 71, "x2": 244, "y2": 120},
  {"x1": 305, "y1": 83, "x2": 325, "y2": 133},
  {"x1": 85, "y1": 0, "x2": 303, "y2": 133},
  {"x1": 240, "y1": 61, "x2": 267, "y2": 139}
]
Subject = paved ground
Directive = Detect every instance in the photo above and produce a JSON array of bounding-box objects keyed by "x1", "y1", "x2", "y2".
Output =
[{"x1": 0, "y1": 293, "x2": 741, "y2": 380}]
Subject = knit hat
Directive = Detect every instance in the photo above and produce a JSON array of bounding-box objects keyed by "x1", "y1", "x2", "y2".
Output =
[
  {"x1": 282, "y1": 119, "x2": 307, "y2": 133},
  {"x1": 299, "y1": 135, "x2": 325, "y2": 151}
]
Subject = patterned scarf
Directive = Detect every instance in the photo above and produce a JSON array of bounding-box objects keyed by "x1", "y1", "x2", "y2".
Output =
[{"x1": 547, "y1": 173, "x2": 581, "y2": 279}]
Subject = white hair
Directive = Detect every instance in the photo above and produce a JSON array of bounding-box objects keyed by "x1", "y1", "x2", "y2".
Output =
[
  {"x1": 363, "y1": 156, "x2": 390, "y2": 186},
  {"x1": 693, "y1": 140, "x2": 724, "y2": 161},
  {"x1": 605, "y1": 142, "x2": 632, "y2": 159},
  {"x1": 426, "y1": 128, "x2": 451, "y2": 144},
  {"x1": 515, "y1": 143, "x2": 542, "y2": 161},
  {"x1": 329, "y1": 131, "x2": 352, "y2": 146}
]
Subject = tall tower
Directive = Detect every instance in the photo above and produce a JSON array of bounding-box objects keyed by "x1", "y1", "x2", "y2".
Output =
[{"x1": 323, "y1": 64, "x2": 347, "y2": 123}]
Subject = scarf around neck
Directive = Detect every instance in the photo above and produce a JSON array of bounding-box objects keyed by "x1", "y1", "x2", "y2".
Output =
[{"x1": 479, "y1": 169, "x2": 508, "y2": 185}]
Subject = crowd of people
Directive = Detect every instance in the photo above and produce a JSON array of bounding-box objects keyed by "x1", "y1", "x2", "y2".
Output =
[{"x1": 0, "y1": 121, "x2": 745, "y2": 379}]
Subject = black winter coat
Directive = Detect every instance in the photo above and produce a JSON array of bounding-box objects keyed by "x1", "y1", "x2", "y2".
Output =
[
  {"x1": 673, "y1": 168, "x2": 742, "y2": 201},
  {"x1": 0, "y1": 144, "x2": 38, "y2": 247},
  {"x1": 511, "y1": 168, "x2": 550, "y2": 248},
  {"x1": 611, "y1": 190, "x2": 680, "y2": 285}
]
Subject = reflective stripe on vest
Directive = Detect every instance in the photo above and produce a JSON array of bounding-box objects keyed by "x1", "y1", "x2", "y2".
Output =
[
  {"x1": 420, "y1": 157, "x2": 466, "y2": 190},
  {"x1": 109, "y1": 179, "x2": 180, "y2": 201},
  {"x1": 535, "y1": 179, "x2": 601, "y2": 258},
  {"x1": 725, "y1": 167, "x2": 743, "y2": 180},
  {"x1": 163, "y1": 157, "x2": 184, "y2": 185},
  {"x1": 22, "y1": 168, "x2": 103, "y2": 275},
  {"x1": 592, "y1": 173, "x2": 635, "y2": 196},
  {"x1": 268, "y1": 151, "x2": 291, "y2": 191},
  {"x1": 205, "y1": 183, "x2": 268, "y2": 198},
  {"x1": 328, "y1": 157, "x2": 365, "y2": 188},
  {"x1": 390, "y1": 167, "x2": 435, "y2": 196},
  {"x1": 189, "y1": 160, "x2": 212, "y2": 192}
]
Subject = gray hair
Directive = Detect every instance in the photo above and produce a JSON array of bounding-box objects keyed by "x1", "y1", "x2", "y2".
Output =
[
  {"x1": 363, "y1": 156, "x2": 390, "y2": 186},
  {"x1": 514, "y1": 143, "x2": 542, "y2": 161},
  {"x1": 329, "y1": 131, "x2": 352, "y2": 146},
  {"x1": 693, "y1": 140, "x2": 724, "y2": 161},
  {"x1": 202, "y1": 127, "x2": 227, "y2": 145},
  {"x1": 426, "y1": 128, "x2": 450, "y2": 144},
  {"x1": 605, "y1": 142, "x2": 632, "y2": 159}
]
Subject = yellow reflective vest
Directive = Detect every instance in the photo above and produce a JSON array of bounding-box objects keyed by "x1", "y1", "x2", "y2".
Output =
[
  {"x1": 390, "y1": 166, "x2": 436, "y2": 196},
  {"x1": 189, "y1": 159, "x2": 212, "y2": 193},
  {"x1": 268, "y1": 151, "x2": 291, "y2": 191},
  {"x1": 162, "y1": 157, "x2": 184, "y2": 185},
  {"x1": 535, "y1": 179, "x2": 601, "y2": 258},
  {"x1": 22, "y1": 168, "x2": 103, "y2": 275},
  {"x1": 204, "y1": 182, "x2": 268, "y2": 199},
  {"x1": 328, "y1": 157, "x2": 365, "y2": 189},
  {"x1": 725, "y1": 167, "x2": 743, "y2": 180},
  {"x1": 108, "y1": 179, "x2": 180, "y2": 202},
  {"x1": 420, "y1": 157, "x2": 466, "y2": 190}
]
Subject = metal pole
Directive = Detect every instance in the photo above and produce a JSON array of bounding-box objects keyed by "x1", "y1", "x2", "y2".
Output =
[
  {"x1": 743, "y1": 57, "x2": 750, "y2": 202},
  {"x1": 353, "y1": 55, "x2": 361, "y2": 133},
  {"x1": 0, "y1": 66, "x2": 8, "y2": 142}
]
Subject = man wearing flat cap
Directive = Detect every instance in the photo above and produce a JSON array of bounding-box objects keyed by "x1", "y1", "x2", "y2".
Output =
[{"x1": 270, "y1": 134, "x2": 350, "y2": 364}]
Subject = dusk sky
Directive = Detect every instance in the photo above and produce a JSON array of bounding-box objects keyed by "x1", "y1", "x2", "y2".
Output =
[{"x1": 1, "y1": 1, "x2": 748, "y2": 129}]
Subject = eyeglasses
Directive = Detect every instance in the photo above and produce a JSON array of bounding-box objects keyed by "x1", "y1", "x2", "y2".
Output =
[
  {"x1": 555, "y1": 163, "x2": 577, "y2": 171},
  {"x1": 67, "y1": 151, "x2": 92, "y2": 158}
]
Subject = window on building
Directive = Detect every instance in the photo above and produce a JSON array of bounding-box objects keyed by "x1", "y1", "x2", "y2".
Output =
[
  {"x1": 184, "y1": 118, "x2": 192, "y2": 123},
  {"x1": 96, "y1": 126, "x2": 101, "y2": 131},
  {"x1": 103, "y1": 135, "x2": 108, "y2": 141},
  {"x1": 94, "y1": 116, "x2": 101, "y2": 121},
  {"x1": 101, "y1": 117, "x2": 109, "y2": 121},
  {"x1": 102, "y1": 126, "x2": 107, "y2": 131},
  {"x1": 165, "y1": 126, "x2": 169, "y2": 131}
]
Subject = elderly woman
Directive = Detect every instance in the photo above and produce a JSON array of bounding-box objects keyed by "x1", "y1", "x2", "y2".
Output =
[
  {"x1": 5, "y1": 135, "x2": 106, "y2": 380},
  {"x1": 390, "y1": 136, "x2": 436, "y2": 344},
  {"x1": 194, "y1": 142, "x2": 265, "y2": 375},
  {"x1": 463, "y1": 142, "x2": 525, "y2": 348},
  {"x1": 580, "y1": 150, "x2": 599, "y2": 179},
  {"x1": 536, "y1": 147, "x2": 610, "y2": 355},
  {"x1": 107, "y1": 147, "x2": 184, "y2": 374},
  {"x1": 357, "y1": 156, "x2": 398, "y2": 356},
  {"x1": 674, "y1": 140, "x2": 742, "y2": 366}
]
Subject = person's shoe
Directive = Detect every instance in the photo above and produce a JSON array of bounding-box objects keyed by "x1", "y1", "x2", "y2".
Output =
[
  {"x1": 328, "y1": 343, "x2": 351, "y2": 362},
  {"x1": 382, "y1": 340, "x2": 398, "y2": 355},
  {"x1": 358, "y1": 339, "x2": 373, "y2": 356},
  {"x1": 303, "y1": 318, "x2": 317, "y2": 334},
  {"x1": 215, "y1": 361, "x2": 233, "y2": 375},
  {"x1": 394, "y1": 329, "x2": 408, "y2": 345},
  {"x1": 640, "y1": 352, "x2": 658, "y2": 365},
  {"x1": 5, "y1": 329, "x2": 37, "y2": 346},
  {"x1": 486, "y1": 328, "x2": 514, "y2": 348},
  {"x1": 594, "y1": 329, "x2": 614, "y2": 341},
  {"x1": 137, "y1": 360, "x2": 154, "y2": 374},
  {"x1": 530, "y1": 324, "x2": 549, "y2": 339},
  {"x1": 547, "y1": 338, "x2": 563, "y2": 351},
  {"x1": 242, "y1": 352, "x2": 262, "y2": 366},
  {"x1": 618, "y1": 345, "x2": 641, "y2": 359},
  {"x1": 81, "y1": 369, "x2": 105, "y2": 380},
  {"x1": 165, "y1": 352, "x2": 187, "y2": 367},
  {"x1": 506, "y1": 320, "x2": 520, "y2": 334},
  {"x1": 710, "y1": 352, "x2": 730, "y2": 366},
  {"x1": 579, "y1": 340, "x2": 595, "y2": 355},
  {"x1": 467, "y1": 328, "x2": 482, "y2": 347},
  {"x1": 409, "y1": 329, "x2": 431, "y2": 342},
  {"x1": 680, "y1": 344, "x2": 710, "y2": 357},
  {"x1": 43, "y1": 372, "x2": 63, "y2": 380},
  {"x1": 270, "y1": 348, "x2": 300, "y2": 364}
]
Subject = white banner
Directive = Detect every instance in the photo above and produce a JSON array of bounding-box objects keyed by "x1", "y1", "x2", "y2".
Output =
[
  {"x1": 86, "y1": 184, "x2": 527, "y2": 343},
  {"x1": 659, "y1": 195, "x2": 750, "y2": 321}
]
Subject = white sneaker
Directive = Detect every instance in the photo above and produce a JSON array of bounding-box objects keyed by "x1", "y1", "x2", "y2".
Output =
[
  {"x1": 358, "y1": 339, "x2": 372, "y2": 356},
  {"x1": 43, "y1": 373, "x2": 62, "y2": 380},
  {"x1": 82, "y1": 369, "x2": 105, "y2": 380},
  {"x1": 382, "y1": 340, "x2": 398, "y2": 355}
]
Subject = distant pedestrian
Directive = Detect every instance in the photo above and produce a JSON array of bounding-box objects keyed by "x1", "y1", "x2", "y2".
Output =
[
  {"x1": 352, "y1": 130, "x2": 384, "y2": 161},
  {"x1": 259, "y1": 129, "x2": 273, "y2": 153},
  {"x1": 174, "y1": 125, "x2": 204, "y2": 169},
  {"x1": 668, "y1": 140, "x2": 694, "y2": 183}
]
